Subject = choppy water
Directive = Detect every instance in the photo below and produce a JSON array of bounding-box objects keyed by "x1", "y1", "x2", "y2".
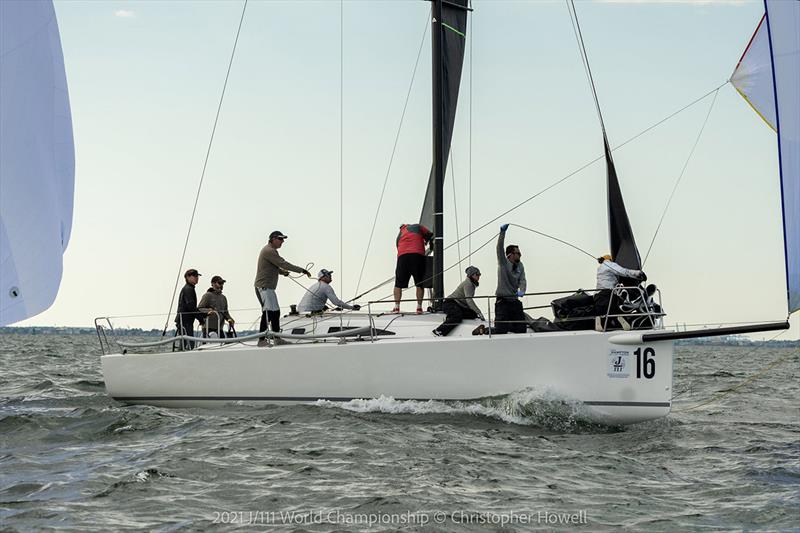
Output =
[{"x1": 0, "y1": 334, "x2": 798, "y2": 531}]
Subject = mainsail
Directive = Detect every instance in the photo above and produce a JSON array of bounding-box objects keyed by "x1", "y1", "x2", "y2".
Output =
[
  {"x1": 419, "y1": 0, "x2": 469, "y2": 230},
  {"x1": 731, "y1": 0, "x2": 799, "y2": 314},
  {"x1": 0, "y1": 0, "x2": 75, "y2": 326}
]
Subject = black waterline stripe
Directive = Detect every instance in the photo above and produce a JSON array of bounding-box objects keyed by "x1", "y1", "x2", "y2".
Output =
[{"x1": 112, "y1": 396, "x2": 670, "y2": 407}]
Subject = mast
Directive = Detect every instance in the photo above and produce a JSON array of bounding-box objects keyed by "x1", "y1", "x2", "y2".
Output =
[
  {"x1": 432, "y1": 0, "x2": 445, "y2": 309},
  {"x1": 427, "y1": 0, "x2": 469, "y2": 310}
]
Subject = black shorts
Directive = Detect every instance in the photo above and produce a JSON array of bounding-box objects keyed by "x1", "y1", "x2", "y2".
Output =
[{"x1": 395, "y1": 253, "x2": 426, "y2": 288}]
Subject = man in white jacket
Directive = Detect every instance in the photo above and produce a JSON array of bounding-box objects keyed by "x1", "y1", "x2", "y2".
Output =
[
  {"x1": 595, "y1": 254, "x2": 646, "y2": 330},
  {"x1": 596, "y1": 254, "x2": 645, "y2": 290},
  {"x1": 298, "y1": 269, "x2": 361, "y2": 314}
]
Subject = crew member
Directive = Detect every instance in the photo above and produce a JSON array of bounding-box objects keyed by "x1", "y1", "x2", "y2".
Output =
[
  {"x1": 489, "y1": 224, "x2": 527, "y2": 334},
  {"x1": 392, "y1": 223, "x2": 433, "y2": 314},
  {"x1": 433, "y1": 266, "x2": 485, "y2": 337},
  {"x1": 298, "y1": 269, "x2": 361, "y2": 314},
  {"x1": 594, "y1": 254, "x2": 646, "y2": 330},
  {"x1": 175, "y1": 268, "x2": 205, "y2": 349},
  {"x1": 254, "y1": 230, "x2": 310, "y2": 338},
  {"x1": 198, "y1": 275, "x2": 235, "y2": 338}
]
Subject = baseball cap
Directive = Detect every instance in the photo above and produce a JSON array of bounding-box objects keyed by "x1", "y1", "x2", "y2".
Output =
[
  {"x1": 317, "y1": 269, "x2": 333, "y2": 279},
  {"x1": 211, "y1": 275, "x2": 226, "y2": 284},
  {"x1": 184, "y1": 269, "x2": 201, "y2": 278},
  {"x1": 269, "y1": 230, "x2": 288, "y2": 240}
]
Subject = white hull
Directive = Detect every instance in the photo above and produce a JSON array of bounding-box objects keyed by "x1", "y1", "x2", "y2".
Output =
[{"x1": 101, "y1": 314, "x2": 673, "y2": 425}]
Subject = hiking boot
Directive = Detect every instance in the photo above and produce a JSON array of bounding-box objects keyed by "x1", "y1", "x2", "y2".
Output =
[{"x1": 472, "y1": 324, "x2": 486, "y2": 336}]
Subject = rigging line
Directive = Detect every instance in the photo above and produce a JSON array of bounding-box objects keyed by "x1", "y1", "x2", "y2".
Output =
[
  {"x1": 340, "y1": 0, "x2": 344, "y2": 329},
  {"x1": 643, "y1": 88, "x2": 721, "y2": 267},
  {"x1": 567, "y1": 0, "x2": 608, "y2": 137},
  {"x1": 350, "y1": 82, "x2": 726, "y2": 304},
  {"x1": 161, "y1": 0, "x2": 248, "y2": 337},
  {"x1": 353, "y1": 9, "x2": 431, "y2": 297},
  {"x1": 468, "y1": 8, "x2": 473, "y2": 260},
  {"x1": 566, "y1": 1, "x2": 597, "y2": 128},
  {"x1": 509, "y1": 224, "x2": 596, "y2": 260},
  {"x1": 672, "y1": 329, "x2": 790, "y2": 412},
  {"x1": 451, "y1": 158, "x2": 463, "y2": 273},
  {"x1": 440, "y1": 81, "x2": 728, "y2": 255}
]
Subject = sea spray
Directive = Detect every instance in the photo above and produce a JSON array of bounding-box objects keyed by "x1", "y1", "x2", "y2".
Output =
[{"x1": 315, "y1": 387, "x2": 611, "y2": 431}]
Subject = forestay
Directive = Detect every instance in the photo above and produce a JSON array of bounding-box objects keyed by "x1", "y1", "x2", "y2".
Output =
[
  {"x1": 731, "y1": 0, "x2": 799, "y2": 314},
  {"x1": 0, "y1": 0, "x2": 75, "y2": 326}
]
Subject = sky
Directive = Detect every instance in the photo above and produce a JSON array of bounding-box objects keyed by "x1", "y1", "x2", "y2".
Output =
[{"x1": 14, "y1": 0, "x2": 799, "y2": 339}]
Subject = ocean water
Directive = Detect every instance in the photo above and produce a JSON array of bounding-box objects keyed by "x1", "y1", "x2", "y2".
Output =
[{"x1": 0, "y1": 334, "x2": 797, "y2": 531}]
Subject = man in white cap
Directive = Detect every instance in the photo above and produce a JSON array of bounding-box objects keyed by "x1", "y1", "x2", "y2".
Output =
[{"x1": 297, "y1": 269, "x2": 361, "y2": 314}]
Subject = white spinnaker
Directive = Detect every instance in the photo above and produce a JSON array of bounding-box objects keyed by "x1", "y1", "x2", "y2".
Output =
[
  {"x1": 732, "y1": 1, "x2": 799, "y2": 315},
  {"x1": 731, "y1": 14, "x2": 776, "y2": 131},
  {"x1": 0, "y1": 0, "x2": 75, "y2": 326}
]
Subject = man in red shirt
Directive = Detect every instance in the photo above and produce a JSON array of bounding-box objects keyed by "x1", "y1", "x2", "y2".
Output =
[{"x1": 393, "y1": 223, "x2": 433, "y2": 314}]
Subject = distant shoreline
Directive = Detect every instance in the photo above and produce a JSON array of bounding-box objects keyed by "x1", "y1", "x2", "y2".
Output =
[{"x1": 1, "y1": 326, "x2": 797, "y2": 347}]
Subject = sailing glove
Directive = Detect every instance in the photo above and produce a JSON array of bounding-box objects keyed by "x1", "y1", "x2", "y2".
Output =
[
  {"x1": 352, "y1": 304, "x2": 361, "y2": 311},
  {"x1": 500, "y1": 224, "x2": 509, "y2": 232},
  {"x1": 516, "y1": 289, "x2": 525, "y2": 297}
]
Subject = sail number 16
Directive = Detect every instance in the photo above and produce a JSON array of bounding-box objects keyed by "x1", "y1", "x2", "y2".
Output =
[{"x1": 634, "y1": 347, "x2": 656, "y2": 379}]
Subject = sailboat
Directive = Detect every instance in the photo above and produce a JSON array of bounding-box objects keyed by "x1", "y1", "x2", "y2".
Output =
[
  {"x1": 97, "y1": 0, "x2": 796, "y2": 425},
  {"x1": 0, "y1": 0, "x2": 75, "y2": 327}
]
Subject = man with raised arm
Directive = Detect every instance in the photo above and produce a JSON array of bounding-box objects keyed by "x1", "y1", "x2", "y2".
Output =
[
  {"x1": 254, "y1": 230, "x2": 310, "y2": 339},
  {"x1": 488, "y1": 224, "x2": 527, "y2": 334}
]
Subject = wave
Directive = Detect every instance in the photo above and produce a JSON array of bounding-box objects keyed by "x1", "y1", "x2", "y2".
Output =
[
  {"x1": 315, "y1": 388, "x2": 617, "y2": 432},
  {"x1": 94, "y1": 469, "x2": 176, "y2": 498}
]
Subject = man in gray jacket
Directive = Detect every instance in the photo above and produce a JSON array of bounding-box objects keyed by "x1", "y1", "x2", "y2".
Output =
[
  {"x1": 433, "y1": 266, "x2": 485, "y2": 337},
  {"x1": 298, "y1": 269, "x2": 361, "y2": 314},
  {"x1": 254, "y1": 230, "x2": 310, "y2": 337},
  {"x1": 198, "y1": 275, "x2": 234, "y2": 338},
  {"x1": 491, "y1": 224, "x2": 527, "y2": 334}
]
